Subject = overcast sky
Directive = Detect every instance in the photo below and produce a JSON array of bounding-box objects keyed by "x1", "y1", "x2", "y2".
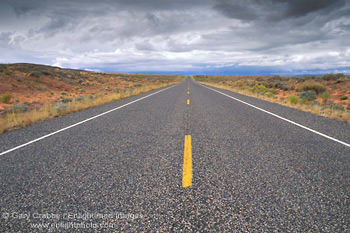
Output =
[{"x1": 1, "y1": 0, "x2": 349, "y2": 75}]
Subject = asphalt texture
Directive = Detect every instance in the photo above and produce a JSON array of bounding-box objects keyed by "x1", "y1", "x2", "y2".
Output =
[{"x1": 0, "y1": 77, "x2": 349, "y2": 232}]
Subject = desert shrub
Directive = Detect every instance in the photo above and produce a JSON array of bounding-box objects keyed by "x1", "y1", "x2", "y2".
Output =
[
  {"x1": 63, "y1": 79, "x2": 76, "y2": 85},
  {"x1": 75, "y1": 95, "x2": 85, "y2": 102},
  {"x1": 286, "y1": 95, "x2": 299, "y2": 104},
  {"x1": 42, "y1": 71, "x2": 51, "y2": 76},
  {"x1": 274, "y1": 82, "x2": 282, "y2": 88},
  {"x1": 57, "y1": 71, "x2": 68, "y2": 78},
  {"x1": 327, "y1": 100, "x2": 334, "y2": 105},
  {"x1": 322, "y1": 73, "x2": 344, "y2": 81},
  {"x1": 309, "y1": 75, "x2": 317, "y2": 80},
  {"x1": 29, "y1": 70, "x2": 43, "y2": 77},
  {"x1": 264, "y1": 92, "x2": 274, "y2": 97},
  {"x1": 270, "y1": 88, "x2": 279, "y2": 94},
  {"x1": 238, "y1": 85, "x2": 249, "y2": 91},
  {"x1": 265, "y1": 82, "x2": 274, "y2": 88},
  {"x1": 299, "y1": 91, "x2": 316, "y2": 101},
  {"x1": 60, "y1": 92, "x2": 67, "y2": 95},
  {"x1": 61, "y1": 98, "x2": 72, "y2": 103},
  {"x1": 0, "y1": 64, "x2": 6, "y2": 72},
  {"x1": 250, "y1": 84, "x2": 268, "y2": 94},
  {"x1": 331, "y1": 85, "x2": 337, "y2": 90},
  {"x1": 253, "y1": 81, "x2": 267, "y2": 87},
  {"x1": 312, "y1": 100, "x2": 320, "y2": 105},
  {"x1": 297, "y1": 82, "x2": 326, "y2": 94},
  {"x1": 5, "y1": 71, "x2": 12, "y2": 76},
  {"x1": 134, "y1": 84, "x2": 142, "y2": 87},
  {"x1": 335, "y1": 79, "x2": 343, "y2": 84},
  {"x1": 275, "y1": 83, "x2": 290, "y2": 91},
  {"x1": 331, "y1": 104, "x2": 345, "y2": 111},
  {"x1": 340, "y1": 96, "x2": 348, "y2": 100},
  {"x1": 295, "y1": 77, "x2": 306, "y2": 83},
  {"x1": 297, "y1": 98, "x2": 308, "y2": 105},
  {"x1": 54, "y1": 102, "x2": 67, "y2": 112},
  {"x1": 319, "y1": 92, "x2": 331, "y2": 102},
  {"x1": 247, "y1": 82, "x2": 255, "y2": 87},
  {"x1": 75, "y1": 95, "x2": 93, "y2": 102},
  {"x1": 8, "y1": 104, "x2": 29, "y2": 113},
  {"x1": 0, "y1": 93, "x2": 12, "y2": 103},
  {"x1": 233, "y1": 80, "x2": 245, "y2": 87},
  {"x1": 280, "y1": 84, "x2": 290, "y2": 91},
  {"x1": 268, "y1": 75, "x2": 281, "y2": 82}
]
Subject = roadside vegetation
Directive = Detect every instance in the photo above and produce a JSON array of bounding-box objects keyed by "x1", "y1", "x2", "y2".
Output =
[
  {"x1": 193, "y1": 74, "x2": 350, "y2": 124},
  {"x1": 0, "y1": 63, "x2": 184, "y2": 134}
]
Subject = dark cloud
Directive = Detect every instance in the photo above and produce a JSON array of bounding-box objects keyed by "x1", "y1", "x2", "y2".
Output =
[
  {"x1": 213, "y1": 0, "x2": 258, "y2": 20},
  {"x1": 34, "y1": 15, "x2": 77, "y2": 38},
  {"x1": 135, "y1": 40, "x2": 156, "y2": 51},
  {"x1": 213, "y1": 0, "x2": 347, "y2": 22},
  {"x1": 273, "y1": 0, "x2": 346, "y2": 18},
  {"x1": 113, "y1": 0, "x2": 210, "y2": 11},
  {"x1": 0, "y1": 0, "x2": 349, "y2": 74}
]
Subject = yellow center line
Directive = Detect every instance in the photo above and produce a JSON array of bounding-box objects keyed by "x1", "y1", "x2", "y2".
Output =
[
  {"x1": 182, "y1": 135, "x2": 192, "y2": 188},
  {"x1": 187, "y1": 99, "x2": 190, "y2": 105},
  {"x1": 188, "y1": 91, "x2": 189, "y2": 94}
]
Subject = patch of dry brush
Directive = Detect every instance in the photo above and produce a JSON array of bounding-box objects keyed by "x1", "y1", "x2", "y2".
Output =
[
  {"x1": 194, "y1": 74, "x2": 350, "y2": 124},
  {"x1": 0, "y1": 63, "x2": 184, "y2": 133}
]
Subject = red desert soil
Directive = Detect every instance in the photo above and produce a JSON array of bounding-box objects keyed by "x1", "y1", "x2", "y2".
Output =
[{"x1": 0, "y1": 63, "x2": 180, "y2": 115}]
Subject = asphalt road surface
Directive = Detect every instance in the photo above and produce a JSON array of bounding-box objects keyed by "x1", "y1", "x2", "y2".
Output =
[{"x1": 1, "y1": 77, "x2": 349, "y2": 232}]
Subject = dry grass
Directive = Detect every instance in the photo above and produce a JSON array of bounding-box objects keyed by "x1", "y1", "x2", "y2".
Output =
[
  {"x1": 197, "y1": 81, "x2": 350, "y2": 124},
  {"x1": 0, "y1": 63, "x2": 185, "y2": 134},
  {"x1": 0, "y1": 83, "x2": 178, "y2": 134}
]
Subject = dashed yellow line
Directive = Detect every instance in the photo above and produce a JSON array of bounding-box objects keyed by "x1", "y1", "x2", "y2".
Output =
[
  {"x1": 187, "y1": 99, "x2": 190, "y2": 105},
  {"x1": 188, "y1": 91, "x2": 189, "y2": 94},
  {"x1": 182, "y1": 135, "x2": 192, "y2": 188}
]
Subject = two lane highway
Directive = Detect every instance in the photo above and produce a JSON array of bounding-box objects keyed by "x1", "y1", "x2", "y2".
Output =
[{"x1": 1, "y1": 77, "x2": 349, "y2": 231}]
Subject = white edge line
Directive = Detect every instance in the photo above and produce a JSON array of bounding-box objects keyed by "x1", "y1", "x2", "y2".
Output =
[
  {"x1": 198, "y1": 83, "x2": 350, "y2": 148},
  {"x1": 0, "y1": 83, "x2": 181, "y2": 156}
]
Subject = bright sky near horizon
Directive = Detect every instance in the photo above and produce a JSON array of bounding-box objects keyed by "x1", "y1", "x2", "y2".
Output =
[{"x1": 1, "y1": 0, "x2": 349, "y2": 75}]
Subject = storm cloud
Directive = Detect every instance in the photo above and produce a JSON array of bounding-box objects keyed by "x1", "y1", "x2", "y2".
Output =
[{"x1": 0, "y1": 0, "x2": 349, "y2": 74}]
